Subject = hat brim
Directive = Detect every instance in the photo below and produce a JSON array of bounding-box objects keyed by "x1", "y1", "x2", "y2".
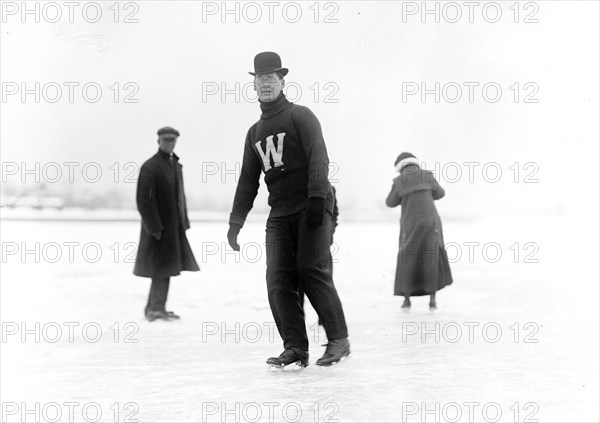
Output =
[{"x1": 249, "y1": 68, "x2": 289, "y2": 77}]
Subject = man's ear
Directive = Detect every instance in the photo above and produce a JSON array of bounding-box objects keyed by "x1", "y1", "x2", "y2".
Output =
[{"x1": 280, "y1": 78, "x2": 285, "y2": 88}]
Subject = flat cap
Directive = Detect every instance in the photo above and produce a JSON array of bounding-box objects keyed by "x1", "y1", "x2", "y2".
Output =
[{"x1": 157, "y1": 126, "x2": 180, "y2": 137}]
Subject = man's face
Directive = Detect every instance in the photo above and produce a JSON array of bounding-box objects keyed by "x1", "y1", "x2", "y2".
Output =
[
  {"x1": 158, "y1": 135, "x2": 177, "y2": 154},
  {"x1": 254, "y1": 72, "x2": 284, "y2": 102}
]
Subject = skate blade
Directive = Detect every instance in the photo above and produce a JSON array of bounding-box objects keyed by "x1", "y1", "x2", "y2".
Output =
[
  {"x1": 317, "y1": 353, "x2": 351, "y2": 367},
  {"x1": 268, "y1": 361, "x2": 308, "y2": 371},
  {"x1": 145, "y1": 316, "x2": 170, "y2": 322}
]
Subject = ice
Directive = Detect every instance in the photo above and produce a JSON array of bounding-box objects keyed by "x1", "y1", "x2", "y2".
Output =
[{"x1": 1, "y1": 216, "x2": 598, "y2": 422}]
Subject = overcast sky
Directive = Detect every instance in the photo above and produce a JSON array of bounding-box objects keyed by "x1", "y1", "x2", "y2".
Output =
[{"x1": 1, "y1": 1, "x2": 598, "y2": 218}]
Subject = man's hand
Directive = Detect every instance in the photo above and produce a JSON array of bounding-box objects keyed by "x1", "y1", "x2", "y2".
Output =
[
  {"x1": 152, "y1": 230, "x2": 163, "y2": 240},
  {"x1": 306, "y1": 197, "x2": 326, "y2": 229},
  {"x1": 227, "y1": 224, "x2": 242, "y2": 251}
]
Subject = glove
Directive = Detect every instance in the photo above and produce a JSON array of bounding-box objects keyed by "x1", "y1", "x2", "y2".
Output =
[
  {"x1": 227, "y1": 224, "x2": 241, "y2": 251},
  {"x1": 152, "y1": 230, "x2": 162, "y2": 240},
  {"x1": 305, "y1": 197, "x2": 326, "y2": 229}
]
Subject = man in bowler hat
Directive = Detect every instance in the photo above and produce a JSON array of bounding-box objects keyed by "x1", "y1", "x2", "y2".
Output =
[
  {"x1": 227, "y1": 52, "x2": 350, "y2": 367},
  {"x1": 134, "y1": 126, "x2": 199, "y2": 321}
]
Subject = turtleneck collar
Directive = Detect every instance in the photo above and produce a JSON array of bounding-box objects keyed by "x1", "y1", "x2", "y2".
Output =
[{"x1": 259, "y1": 92, "x2": 292, "y2": 119}]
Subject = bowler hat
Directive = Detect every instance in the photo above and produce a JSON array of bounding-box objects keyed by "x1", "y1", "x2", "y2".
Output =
[
  {"x1": 157, "y1": 126, "x2": 180, "y2": 137},
  {"x1": 249, "y1": 52, "x2": 289, "y2": 76}
]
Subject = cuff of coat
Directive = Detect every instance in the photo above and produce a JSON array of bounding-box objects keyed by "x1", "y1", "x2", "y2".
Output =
[
  {"x1": 228, "y1": 213, "x2": 246, "y2": 228},
  {"x1": 307, "y1": 191, "x2": 328, "y2": 200},
  {"x1": 143, "y1": 223, "x2": 164, "y2": 235}
]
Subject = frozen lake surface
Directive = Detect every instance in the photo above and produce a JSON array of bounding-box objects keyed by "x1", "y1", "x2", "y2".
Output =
[{"x1": 1, "y1": 216, "x2": 598, "y2": 422}]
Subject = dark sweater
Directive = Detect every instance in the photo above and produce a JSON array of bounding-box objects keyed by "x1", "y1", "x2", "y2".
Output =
[{"x1": 230, "y1": 93, "x2": 334, "y2": 227}]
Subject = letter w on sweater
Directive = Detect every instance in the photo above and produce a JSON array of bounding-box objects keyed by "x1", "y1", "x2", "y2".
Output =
[{"x1": 255, "y1": 133, "x2": 285, "y2": 171}]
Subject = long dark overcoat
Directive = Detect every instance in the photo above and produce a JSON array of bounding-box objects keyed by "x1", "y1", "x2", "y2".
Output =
[
  {"x1": 133, "y1": 150, "x2": 199, "y2": 278},
  {"x1": 385, "y1": 165, "x2": 452, "y2": 296}
]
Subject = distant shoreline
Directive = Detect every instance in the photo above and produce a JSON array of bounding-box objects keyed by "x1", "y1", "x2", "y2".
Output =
[{"x1": 0, "y1": 207, "x2": 481, "y2": 223}]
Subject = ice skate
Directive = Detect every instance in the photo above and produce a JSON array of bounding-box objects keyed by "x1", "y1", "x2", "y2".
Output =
[
  {"x1": 145, "y1": 310, "x2": 171, "y2": 322},
  {"x1": 401, "y1": 297, "x2": 411, "y2": 311},
  {"x1": 266, "y1": 347, "x2": 309, "y2": 369},
  {"x1": 429, "y1": 294, "x2": 437, "y2": 310},
  {"x1": 166, "y1": 311, "x2": 180, "y2": 319},
  {"x1": 316, "y1": 338, "x2": 350, "y2": 366}
]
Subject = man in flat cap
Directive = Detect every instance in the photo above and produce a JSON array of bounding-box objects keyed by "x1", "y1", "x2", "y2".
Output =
[
  {"x1": 134, "y1": 126, "x2": 199, "y2": 321},
  {"x1": 227, "y1": 52, "x2": 350, "y2": 367}
]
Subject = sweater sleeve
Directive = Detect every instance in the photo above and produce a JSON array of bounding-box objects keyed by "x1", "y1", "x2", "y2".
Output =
[
  {"x1": 229, "y1": 130, "x2": 262, "y2": 227},
  {"x1": 332, "y1": 188, "x2": 339, "y2": 227},
  {"x1": 293, "y1": 106, "x2": 331, "y2": 199},
  {"x1": 136, "y1": 164, "x2": 164, "y2": 234}
]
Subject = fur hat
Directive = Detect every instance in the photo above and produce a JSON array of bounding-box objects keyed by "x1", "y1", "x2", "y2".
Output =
[{"x1": 394, "y1": 152, "x2": 419, "y2": 172}]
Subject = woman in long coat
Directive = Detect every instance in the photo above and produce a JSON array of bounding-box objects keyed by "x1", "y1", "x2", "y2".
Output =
[{"x1": 385, "y1": 152, "x2": 452, "y2": 310}]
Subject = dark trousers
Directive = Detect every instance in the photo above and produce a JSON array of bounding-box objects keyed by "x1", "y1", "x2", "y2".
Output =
[
  {"x1": 266, "y1": 212, "x2": 348, "y2": 351},
  {"x1": 145, "y1": 277, "x2": 170, "y2": 313}
]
